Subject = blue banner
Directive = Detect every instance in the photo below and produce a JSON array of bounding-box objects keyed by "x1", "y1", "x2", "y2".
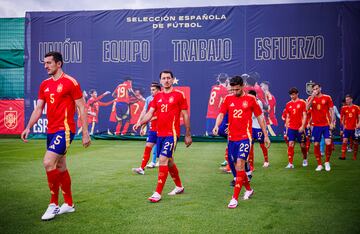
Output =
[{"x1": 25, "y1": 2, "x2": 360, "y2": 136}]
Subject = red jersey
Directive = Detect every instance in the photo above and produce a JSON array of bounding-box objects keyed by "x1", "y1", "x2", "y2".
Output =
[
  {"x1": 341, "y1": 105, "x2": 360, "y2": 130},
  {"x1": 206, "y1": 84, "x2": 228, "y2": 119},
  {"x1": 266, "y1": 92, "x2": 278, "y2": 126},
  {"x1": 149, "y1": 89, "x2": 188, "y2": 137},
  {"x1": 308, "y1": 95, "x2": 334, "y2": 126},
  {"x1": 220, "y1": 93, "x2": 262, "y2": 141},
  {"x1": 38, "y1": 73, "x2": 82, "y2": 134},
  {"x1": 244, "y1": 84, "x2": 266, "y2": 105},
  {"x1": 284, "y1": 99, "x2": 306, "y2": 129},
  {"x1": 130, "y1": 100, "x2": 145, "y2": 125},
  {"x1": 114, "y1": 81, "x2": 132, "y2": 103}
]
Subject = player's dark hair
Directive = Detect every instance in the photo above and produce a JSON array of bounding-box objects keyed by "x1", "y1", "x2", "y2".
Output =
[
  {"x1": 312, "y1": 83, "x2": 321, "y2": 88},
  {"x1": 45, "y1": 51, "x2": 63, "y2": 67},
  {"x1": 229, "y1": 76, "x2": 244, "y2": 86},
  {"x1": 288, "y1": 87, "x2": 299, "y2": 94},
  {"x1": 159, "y1": 70, "x2": 174, "y2": 79},
  {"x1": 151, "y1": 82, "x2": 161, "y2": 90},
  {"x1": 89, "y1": 89, "x2": 96, "y2": 95},
  {"x1": 248, "y1": 90, "x2": 257, "y2": 97},
  {"x1": 345, "y1": 94, "x2": 352, "y2": 99}
]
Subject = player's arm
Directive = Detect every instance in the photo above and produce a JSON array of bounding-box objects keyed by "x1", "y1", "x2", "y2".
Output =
[
  {"x1": 256, "y1": 114, "x2": 271, "y2": 148},
  {"x1": 212, "y1": 113, "x2": 224, "y2": 136},
  {"x1": 133, "y1": 107, "x2": 155, "y2": 131},
  {"x1": 306, "y1": 96, "x2": 314, "y2": 111},
  {"x1": 21, "y1": 99, "x2": 45, "y2": 142},
  {"x1": 357, "y1": 108, "x2": 360, "y2": 129},
  {"x1": 329, "y1": 107, "x2": 335, "y2": 129},
  {"x1": 75, "y1": 98, "x2": 91, "y2": 148},
  {"x1": 299, "y1": 111, "x2": 306, "y2": 133},
  {"x1": 181, "y1": 109, "x2": 192, "y2": 147}
]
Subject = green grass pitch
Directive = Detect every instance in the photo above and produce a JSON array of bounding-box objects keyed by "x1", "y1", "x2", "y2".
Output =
[{"x1": 0, "y1": 139, "x2": 359, "y2": 233}]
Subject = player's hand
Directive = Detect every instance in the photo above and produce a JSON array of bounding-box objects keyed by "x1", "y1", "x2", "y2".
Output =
[
  {"x1": 140, "y1": 125, "x2": 147, "y2": 136},
  {"x1": 224, "y1": 127, "x2": 229, "y2": 134},
  {"x1": 21, "y1": 128, "x2": 30, "y2": 143},
  {"x1": 298, "y1": 126, "x2": 304, "y2": 133},
  {"x1": 212, "y1": 126, "x2": 219, "y2": 136},
  {"x1": 82, "y1": 133, "x2": 91, "y2": 148},
  {"x1": 184, "y1": 135, "x2": 192, "y2": 147},
  {"x1": 329, "y1": 122, "x2": 334, "y2": 130},
  {"x1": 264, "y1": 136, "x2": 271, "y2": 148},
  {"x1": 104, "y1": 91, "x2": 111, "y2": 95},
  {"x1": 133, "y1": 123, "x2": 141, "y2": 132}
]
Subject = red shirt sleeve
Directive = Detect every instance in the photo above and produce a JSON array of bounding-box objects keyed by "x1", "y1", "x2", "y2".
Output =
[
  {"x1": 219, "y1": 96, "x2": 229, "y2": 114},
  {"x1": 179, "y1": 93, "x2": 188, "y2": 110},
  {"x1": 71, "y1": 81, "x2": 83, "y2": 100},
  {"x1": 149, "y1": 97, "x2": 157, "y2": 111},
  {"x1": 38, "y1": 81, "x2": 45, "y2": 100},
  {"x1": 327, "y1": 96, "x2": 334, "y2": 108}
]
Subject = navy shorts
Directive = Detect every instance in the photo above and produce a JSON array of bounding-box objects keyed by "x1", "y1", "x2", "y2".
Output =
[
  {"x1": 228, "y1": 139, "x2": 251, "y2": 162},
  {"x1": 287, "y1": 128, "x2": 306, "y2": 143},
  {"x1": 311, "y1": 126, "x2": 331, "y2": 142},
  {"x1": 47, "y1": 130, "x2": 75, "y2": 155},
  {"x1": 252, "y1": 128, "x2": 264, "y2": 143},
  {"x1": 146, "y1": 130, "x2": 158, "y2": 143},
  {"x1": 156, "y1": 136, "x2": 178, "y2": 158},
  {"x1": 343, "y1": 129, "x2": 355, "y2": 139}
]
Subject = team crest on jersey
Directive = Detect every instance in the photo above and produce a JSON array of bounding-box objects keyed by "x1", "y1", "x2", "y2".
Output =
[
  {"x1": 169, "y1": 96, "x2": 174, "y2": 103},
  {"x1": 242, "y1": 101, "x2": 248, "y2": 108},
  {"x1": 57, "y1": 83, "x2": 63, "y2": 93},
  {"x1": 321, "y1": 99, "x2": 326, "y2": 104},
  {"x1": 4, "y1": 108, "x2": 17, "y2": 129},
  {"x1": 352, "y1": 109, "x2": 355, "y2": 112},
  {"x1": 297, "y1": 104, "x2": 300, "y2": 108}
]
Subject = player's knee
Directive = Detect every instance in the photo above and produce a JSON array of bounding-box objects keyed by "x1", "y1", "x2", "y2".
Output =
[
  {"x1": 43, "y1": 158, "x2": 56, "y2": 171},
  {"x1": 289, "y1": 141, "x2": 295, "y2": 147}
]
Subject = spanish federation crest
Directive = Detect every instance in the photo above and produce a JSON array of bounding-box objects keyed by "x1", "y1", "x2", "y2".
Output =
[
  {"x1": 306, "y1": 80, "x2": 315, "y2": 95},
  {"x1": 4, "y1": 107, "x2": 17, "y2": 129},
  {"x1": 242, "y1": 101, "x2": 248, "y2": 108},
  {"x1": 169, "y1": 96, "x2": 174, "y2": 103},
  {"x1": 57, "y1": 83, "x2": 63, "y2": 93}
]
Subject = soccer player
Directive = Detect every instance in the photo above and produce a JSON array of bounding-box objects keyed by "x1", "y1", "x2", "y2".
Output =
[
  {"x1": 213, "y1": 76, "x2": 270, "y2": 209},
  {"x1": 132, "y1": 82, "x2": 161, "y2": 174},
  {"x1": 21, "y1": 51, "x2": 91, "y2": 221},
  {"x1": 283, "y1": 88, "x2": 308, "y2": 168},
  {"x1": 306, "y1": 83, "x2": 334, "y2": 171},
  {"x1": 205, "y1": 73, "x2": 229, "y2": 135},
  {"x1": 261, "y1": 81, "x2": 278, "y2": 136},
  {"x1": 122, "y1": 89, "x2": 145, "y2": 135},
  {"x1": 87, "y1": 89, "x2": 113, "y2": 135},
  {"x1": 248, "y1": 90, "x2": 269, "y2": 169},
  {"x1": 339, "y1": 95, "x2": 360, "y2": 160},
  {"x1": 134, "y1": 70, "x2": 192, "y2": 202}
]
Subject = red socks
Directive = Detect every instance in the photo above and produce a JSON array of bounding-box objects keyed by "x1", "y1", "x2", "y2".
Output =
[
  {"x1": 169, "y1": 163, "x2": 182, "y2": 187},
  {"x1": 155, "y1": 165, "x2": 169, "y2": 194},
  {"x1": 341, "y1": 142, "x2": 347, "y2": 158},
  {"x1": 46, "y1": 169, "x2": 61, "y2": 205},
  {"x1": 353, "y1": 142, "x2": 358, "y2": 160},
  {"x1": 233, "y1": 170, "x2": 249, "y2": 200},
  {"x1": 288, "y1": 145, "x2": 294, "y2": 164},
  {"x1": 314, "y1": 144, "x2": 322, "y2": 166},
  {"x1": 60, "y1": 170, "x2": 73, "y2": 206},
  {"x1": 249, "y1": 145, "x2": 254, "y2": 170},
  {"x1": 325, "y1": 144, "x2": 332, "y2": 162},
  {"x1": 301, "y1": 146, "x2": 307, "y2": 159},
  {"x1": 260, "y1": 143, "x2": 268, "y2": 162},
  {"x1": 140, "y1": 146, "x2": 152, "y2": 169},
  {"x1": 306, "y1": 136, "x2": 311, "y2": 154}
]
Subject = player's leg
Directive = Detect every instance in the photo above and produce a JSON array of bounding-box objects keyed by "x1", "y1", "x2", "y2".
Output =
[
  {"x1": 257, "y1": 130, "x2": 269, "y2": 167},
  {"x1": 299, "y1": 131, "x2": 308, "y2": 166},
  {"x1": 305, "y1": 127, "x2": 311, "y2": 154},
  {"x1": 286, "y1": 129, "x2": 295, "y2": 168},
  {"x1": 89, "y1": 121, "x2": 95, "y2": 135},
  {"x1": 340, "y1": 130, "x2": 349, "y2": 160},
  {"x1": 57, "y1": 156, "x2": 75, "y2": 215},
  {"x1": 323, "y1": 126, "x2": 332, "y2": 171},
  {"x1": 167, "y1": 137, "x2": 184, "y2": 195},
  {"x1": 133, "y1": 131, "x2": 157, "y2": 174},
  {"x1": 353, "y1": 137, "x2": 358, "y2": 160},
  {"x1": 147, "y1": 144, "x2": 157, "y2": 168},
  {"x1": 312, "y1": 127, "x2": 323, "y2": 171}
]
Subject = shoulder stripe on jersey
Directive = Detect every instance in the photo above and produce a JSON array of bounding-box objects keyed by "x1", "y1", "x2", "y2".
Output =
[
  {"x1": 64, "y1": 74, "x2": 79, "y2": 86},
  {"x1": 174, "y1": 89, "x2": 185, "y2": 98}
]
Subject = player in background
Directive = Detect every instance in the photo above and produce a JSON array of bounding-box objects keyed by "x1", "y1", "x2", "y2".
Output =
[
  {"x1": 205, "y1": 73, "x2": 229, "y2": 136},
  {"x1": 283, "y1": 88, "x2": 308, "y2": 168},
  {"x1": 339, "y1": 95, "x2": 360, "y2": 160},
  {"x1": 247, "y1": 90, "x2": 269, "y2": 169},
  {"x1": 261, "y1": 81, "x2": 278, "y2": 136},
  {"x1": 21, "y1": 51, "x2": 91, "y2": 221},
  {"x1": 213, "y1": 76, "x2": 270, "y2": 209},
  {"x1": 132, "y1": 83, "x2": 161, "y2": 174},
  {"x1": 306, "y1": 83, "x2": 335, "y2": 171},
  {"x1": 134, "y1": 70, "x2": 192, "y2": 202},
  {"x1": 86, "y1": 89, "x2": 113, "y2": 135},
  {"x1": 108, "y1": 78, "x2": 135, "y2": 135},
  {"x1": 122, "y1": 89, "x2": 145, "y2": 135},
  {"x1": 281, "y1": 108, "x2": 290, "y2": 147}
]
